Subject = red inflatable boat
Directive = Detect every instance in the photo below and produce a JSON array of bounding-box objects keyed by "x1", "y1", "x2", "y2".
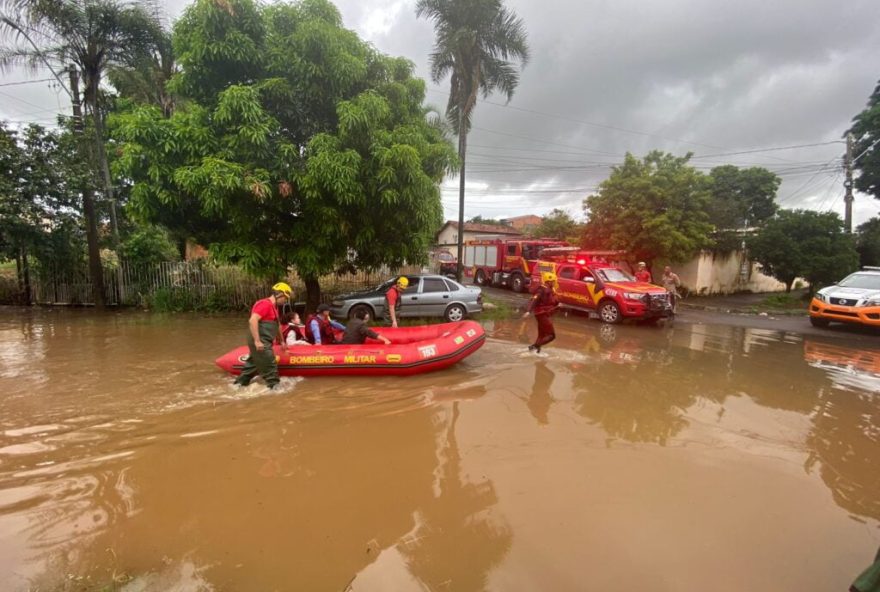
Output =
[{"x1": 215, "y1": 320, "x2": 485, "y2": 377}]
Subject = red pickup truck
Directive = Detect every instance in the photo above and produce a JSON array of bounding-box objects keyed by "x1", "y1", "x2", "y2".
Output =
[{"x1": 531, "y1": 257, "x2": 672, "y2": 324}]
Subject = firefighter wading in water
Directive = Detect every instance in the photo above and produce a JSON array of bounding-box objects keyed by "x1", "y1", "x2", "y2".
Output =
[
  {"x1": 523, "y1": 272, "x2": 560, "y2": 353},
  {"x1": 234, "y1": 282, "x2": 292, "y2": 389}
]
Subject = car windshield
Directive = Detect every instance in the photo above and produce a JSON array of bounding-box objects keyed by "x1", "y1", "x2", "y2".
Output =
[
  {"x1": 838, "y1": 273, "x2": 880, "y2": 290},
  {"x1": 596, "y1": 268, "x2": 634, "y2": 282}
]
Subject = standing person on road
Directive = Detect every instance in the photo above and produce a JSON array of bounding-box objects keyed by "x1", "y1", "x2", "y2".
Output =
[
  {"x1": 662, "y1": 266, "x2": 682, "y2": 312},
  {"x1": 635, "y1": 262, "x2": 652, "y2": 283},
  {"x1": 234, "y1": 282, "x2": 292, "y2": 389},
  {"x1": 385, "y1": 276, "x2": 409, "y2": 328},
  {"x1": 522, "y1": 271, "x2": 559, "y2": 354}
]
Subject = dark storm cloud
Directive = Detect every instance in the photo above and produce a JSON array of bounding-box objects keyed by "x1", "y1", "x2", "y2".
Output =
[{"x1": 358, "y1": 0, "x2": 880, "y2": 222}]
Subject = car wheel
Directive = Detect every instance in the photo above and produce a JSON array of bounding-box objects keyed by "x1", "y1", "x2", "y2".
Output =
[
  {"x1": 598, "y1": 300, "x2": 622, "y2": 324},
  {"x1": 475, "y1": 269, "x2": 487, "y2": 286},
  {"x1": 444, "y1": 303, "x2": 467, "y2": 322},
  {"x1": 348, "y1": 303, "x2": 373, "y2": 321},
  {"x1": 809, "y1": 316, "x2": 830, "y2": 328},
  {"x1": 511, "y1": 273, "x2": 525, "y2": 293}
]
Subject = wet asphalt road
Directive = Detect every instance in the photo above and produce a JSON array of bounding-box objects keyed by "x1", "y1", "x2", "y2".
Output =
[{"x1": 478, "y1": 285, "x2": 880, "y2": 347}]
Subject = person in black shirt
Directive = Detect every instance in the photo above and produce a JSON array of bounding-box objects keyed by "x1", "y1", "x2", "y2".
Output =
[{"x1": 341, "y1": 309, "x2": 391, "y2": 345}]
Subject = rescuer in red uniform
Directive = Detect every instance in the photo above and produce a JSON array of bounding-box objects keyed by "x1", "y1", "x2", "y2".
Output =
[
  {"x1": 523, "y1": 271, "x2": 559, "y2": 353},
  {"x1": 634, "y1": 262, "x2": 652, "y2": 283},
  {"x1": 385, "y1": 276, "x2": 409, "y2": 328}
]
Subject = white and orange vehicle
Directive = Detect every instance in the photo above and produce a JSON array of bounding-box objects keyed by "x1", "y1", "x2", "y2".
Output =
[
  {"x1": 531, "y1": 250, "x2": 672, "y2": 324},
  {"x1": 809, "y1": 267, "x2": 880, "y2": 328}
]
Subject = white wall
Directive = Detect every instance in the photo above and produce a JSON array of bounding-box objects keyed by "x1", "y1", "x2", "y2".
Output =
[
  {"x1": 658, "y1": 250, "x2": 788, "y2": 295},
  {"x1": 435, "y1": 227, "x2": 519, "y2": 248}
]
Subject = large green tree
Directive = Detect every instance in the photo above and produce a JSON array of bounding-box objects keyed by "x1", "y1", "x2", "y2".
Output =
[
  {"x1": 530, "y1": 208, "x2": 580, "y2": 242},
  {"x1": 748, "y1": 209, "x2": 858, "y2": 292},
  {"x1": 113, "y1": 0, "x2": 458, "y2": 309},
  {"x1": 0, "y1": 122, "x2": 87, "y2": 301},
  {"x1": 582, "y1": 151, "x2": 713, "y2": 268},
  {"x1": 416, "y1": 0, "x2": 529, "y2": 280},
  {"x1": 856, "y1": 216, "x2": 880, "y2": 267},
  {"x1": 1, "y1": 0, "x2": 160, "y2": 307},
  {"x1": 707, "y1": 164, "x2": 780, "y2": 251},
  {"x1": 848, "y1": 79, "x2": 880, "y2": 200}
]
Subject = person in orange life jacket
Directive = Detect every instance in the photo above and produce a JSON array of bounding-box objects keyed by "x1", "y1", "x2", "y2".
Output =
[
  {"x1": 234, "y1": 282, "x2": 291, "y2": 388},
  {"x1": 385, "y1": 276, "x2": 409, "y2": 328},
  {"x1": 522, "y1": 271, "x2": 560, "y2": 353},
  {"x1": 306, "y1": 303, "x2": 346, "y2": 345},
  {"x1": 634, "y1": 262, "x2": 652, "y2": 283}
]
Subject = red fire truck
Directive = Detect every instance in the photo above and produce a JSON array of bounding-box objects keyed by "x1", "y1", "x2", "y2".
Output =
[
  {"x1": 530, "y1": 249, "x2": 673, "y2": 324},
  {"x1": 464, "y1": 238, "x2": 567, "y2": 292}
]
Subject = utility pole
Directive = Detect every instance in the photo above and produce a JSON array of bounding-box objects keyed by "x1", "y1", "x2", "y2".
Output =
[
  {"x1": 844, "y1": 132, "x2": 854, "y2": 233},
  {"x1": 69, "y1": 65, "x2": 105, "y2": 309}
]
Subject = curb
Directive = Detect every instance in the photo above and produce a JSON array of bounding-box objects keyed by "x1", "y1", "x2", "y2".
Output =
[{"x1": 679, "y1": 302, "x2": 808, "y2": 317}]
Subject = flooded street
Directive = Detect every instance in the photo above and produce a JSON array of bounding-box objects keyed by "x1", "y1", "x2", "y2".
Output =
[{"x1": 0, "y1": 308, "x2": 878, "y2": 591}]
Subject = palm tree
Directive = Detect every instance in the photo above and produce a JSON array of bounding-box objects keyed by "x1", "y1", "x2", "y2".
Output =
[
  {"x1": 416, "y1": 0, "x2": 529, "y2": 280},
  {"x1": 1, "y1": 0, "x2": 159, "y2": 307},
  {"x1": 108, "y1": 24, "x2": 177, "y2": 118}
]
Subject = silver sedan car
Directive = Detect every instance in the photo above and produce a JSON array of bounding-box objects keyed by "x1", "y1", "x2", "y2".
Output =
[{"x1": 329, "y1": 274, "x2": 482, "y2": 322}]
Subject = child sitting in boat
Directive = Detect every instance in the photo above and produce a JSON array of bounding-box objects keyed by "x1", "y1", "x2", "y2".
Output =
[{"x1": 281, "y1": 311, "x2": 311, "y2": 346}]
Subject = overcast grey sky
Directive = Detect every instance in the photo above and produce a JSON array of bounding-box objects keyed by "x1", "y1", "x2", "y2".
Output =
[{"x1": 3, "y1": 0, "x2": 880, "y2": 226}]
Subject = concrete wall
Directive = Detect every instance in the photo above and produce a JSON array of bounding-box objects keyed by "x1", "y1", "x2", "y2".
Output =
[
  {"x1": 436, "y1": 228, "x2": 517, "y2": 249},
  {"x1": 657, "y1": 250, "x2": 787, "y2": 295}
]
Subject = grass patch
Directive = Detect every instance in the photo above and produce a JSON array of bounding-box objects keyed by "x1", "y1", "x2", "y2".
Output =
[
  {"x1": 759, "y1": 293, "x2": 809, "y2": 309},
  {"x1": 476, "y1": 294, "x2": 515, "y2": 320}
]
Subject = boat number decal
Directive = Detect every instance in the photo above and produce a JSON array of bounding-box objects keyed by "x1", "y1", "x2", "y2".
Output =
[
  {"x1": 466, "y1": 329, "x2": 477, "y2": 338},
  {"x1": 344, "y1": 355, "x2": 377, "y2": 364},
  {"x1": 385, "y1": 354, "x2": 402, "y2": 363},
  {"x1": 289, "y1": 355, "x2": 334, "y2": 364},
  {"x1": 454, "y1": 336, "x2": 465, "y2": 345},
  {"x1": 418, "y1": 344, "x2": 438, "y2": 359},
  {"x1": 237, "y1": 354, "x2": 249, "y2": 363}
]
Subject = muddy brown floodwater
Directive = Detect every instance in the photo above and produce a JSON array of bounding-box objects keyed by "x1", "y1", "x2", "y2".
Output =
[{"x1": 0, "y1": 307, "x2": 878, "y2": 591}]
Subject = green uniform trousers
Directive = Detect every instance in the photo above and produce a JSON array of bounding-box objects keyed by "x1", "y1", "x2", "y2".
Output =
[{"x1": 234, "y1": 321, "x2": 280, "y2": 388}]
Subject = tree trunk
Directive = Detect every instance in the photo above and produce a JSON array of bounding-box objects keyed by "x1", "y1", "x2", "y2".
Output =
[
  {"x1": 83, "y1": 187, "x2": 106, "y2": 308},
  {"x1": 90, "y1": 100, "x2": 124, "y2": 305},
  {"x1": 456, "y1": 116, "x2": 467, "y2": 283},
  {"x1": 69, "y1": 67, "x2": 105, "y2": 309},
  {"x1": 304, "y1": 275, "x2": 321, "y2": 316},
  {"x1": 89, "y1": 94, "x2": 120, "y2": 247},
  {"x1": 15, "y1": 248, "x2": 25, "y2": 304},
  {"x1": 21, "y1": 245, "x2": 31, "y2": 304},
  {"x1": 785, "y1": 279, "x2": 794, "y2": 293}
]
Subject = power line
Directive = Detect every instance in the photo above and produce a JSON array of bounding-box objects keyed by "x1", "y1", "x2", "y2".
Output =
[
  {"x1": 853, "y1": 137, "x2": 880, "y2": 164},
  {"x1": 690, "y1": 141, "x2": 845, "y2": 159},
  {"x1": 0, "y1": 88, "x2": 59, "y2": 112},
  {"x1": 776, "y1": 156, "x2": 843, "y2": 204},
  {"x1": 0, "y1": 77, "x2": 57, "y2": 88}
]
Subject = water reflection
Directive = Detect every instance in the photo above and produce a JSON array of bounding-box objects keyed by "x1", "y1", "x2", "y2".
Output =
[
  {"x1": 802, "y1": 338, "x2": 880, "y2": 521},
  {"x1": 397, "y1": 402, "x2": 512, "y2": 591},
  {"x1": 525, "y1": 363, "x2": 555, "y2": 425},
  {"x1": 1, "y1": 309, "x2": 879, "y2": 590}
]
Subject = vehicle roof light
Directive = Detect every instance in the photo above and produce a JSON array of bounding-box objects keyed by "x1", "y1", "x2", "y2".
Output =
[{"x1": 577, "y1": 259, "x2": 586, "y2": 265}]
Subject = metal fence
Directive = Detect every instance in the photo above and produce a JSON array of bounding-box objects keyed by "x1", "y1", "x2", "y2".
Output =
[{"x1": 21, "y1": 260, "x2": 435, "y2": 309}]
